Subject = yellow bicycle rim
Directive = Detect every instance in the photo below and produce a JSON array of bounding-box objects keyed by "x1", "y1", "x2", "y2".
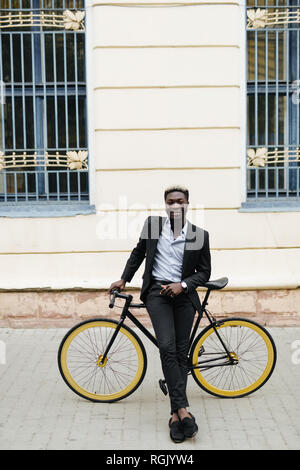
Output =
[
  {"x1": 192, "y1": 320, "x2": 275, "y2": 397},
  {"x1": 60, "y1": 321, "x2": 145, "y2": 401}
]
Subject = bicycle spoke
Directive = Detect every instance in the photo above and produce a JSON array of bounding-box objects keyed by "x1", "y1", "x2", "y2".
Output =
[
  {"x1": 193, "y1": 320, "x2": 275, "y2": 396},
  {"x1": 63, "y1": 323, "x2": 143, "y2": 398}
]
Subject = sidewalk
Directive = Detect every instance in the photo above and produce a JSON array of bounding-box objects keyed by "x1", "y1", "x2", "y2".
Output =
[{"x1": 0, "y1": 326, "x2": 299, "y2": 450}]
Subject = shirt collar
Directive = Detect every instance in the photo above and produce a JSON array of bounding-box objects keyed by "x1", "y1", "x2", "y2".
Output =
[{"x1": 165, "y1": 216, "x2": 188, "y2": 236}]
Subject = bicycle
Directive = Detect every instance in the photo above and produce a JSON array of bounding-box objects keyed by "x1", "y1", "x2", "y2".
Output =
[{"x1": 58, "y1": 277, "x2": 277, "y2": 403}]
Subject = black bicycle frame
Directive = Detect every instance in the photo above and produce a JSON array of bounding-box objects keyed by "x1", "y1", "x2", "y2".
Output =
[{"x1": 99, "y1": 289, "x2": 234, "y2": 369}]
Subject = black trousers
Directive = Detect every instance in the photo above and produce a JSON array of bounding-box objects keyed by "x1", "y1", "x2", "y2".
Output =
[{"x1": 145, "y1": 280, "x2": 196, "y2": 415}]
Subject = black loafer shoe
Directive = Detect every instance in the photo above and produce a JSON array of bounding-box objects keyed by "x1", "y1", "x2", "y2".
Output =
[
  {"x1": 168, "y1": 418, "x2": 185, "y2": 443},
  {"x1": 180, "y1": 413, "x2": 198, "y2": 438}
]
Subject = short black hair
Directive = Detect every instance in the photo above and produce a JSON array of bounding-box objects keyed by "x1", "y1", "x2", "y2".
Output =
[{"x1": 164, "y1": 185, "x2": 189, "y2": 202}]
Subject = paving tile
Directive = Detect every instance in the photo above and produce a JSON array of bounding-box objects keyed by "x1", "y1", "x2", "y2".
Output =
[{"x1": 0, "y1": 327, "x2": 299, "y2": 450}]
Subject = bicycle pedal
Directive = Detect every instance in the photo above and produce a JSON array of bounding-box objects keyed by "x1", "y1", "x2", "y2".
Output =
[
  {"x1": 159, "y1": 379, "x2": 168, "y2": 396},
  {"x1": 198, "y1": 346, "x2": 205, "y2": 356}
]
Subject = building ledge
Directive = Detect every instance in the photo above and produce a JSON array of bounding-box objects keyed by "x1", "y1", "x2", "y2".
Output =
[
  {"x1": 239, "y1": 201, "x2": 300, "y2": 212},
  {"x1": 0, "y1": 202, "x2": 96, "y2": 218}
]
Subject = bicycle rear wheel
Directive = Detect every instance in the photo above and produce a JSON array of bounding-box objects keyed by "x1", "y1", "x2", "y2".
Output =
[
  {"x1": 190, "y1": 318, "x2": 276, "y2": 398},
  {"x1": 58, "y1": 318, "x2": 147, "y2": 403}
]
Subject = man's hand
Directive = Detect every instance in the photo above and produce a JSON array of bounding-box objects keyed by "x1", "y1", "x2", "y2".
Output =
[
  {"x1": 160, "y1": 282, "x2": 183, "y2": 298},
  {"x1": 108, "y1": 279, "x2": 126, "y2": 295}
]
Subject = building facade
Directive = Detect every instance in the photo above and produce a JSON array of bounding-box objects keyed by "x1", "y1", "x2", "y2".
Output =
[{"x1": 0, "y1": 0, "x2": 299, "y2": 327}]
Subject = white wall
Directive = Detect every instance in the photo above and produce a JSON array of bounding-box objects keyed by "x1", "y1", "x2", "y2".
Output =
[{"x1": 0, "y1": 0, "x2": 299, "y2": 291}]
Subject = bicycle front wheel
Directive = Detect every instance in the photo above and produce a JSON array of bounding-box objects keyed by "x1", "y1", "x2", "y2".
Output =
[
  {"x1": 190, "y1": 318, "x2": 276, "y2": 398},
  {"x1": 58, "y1": 319, "x2": 147, "y2": 403}
]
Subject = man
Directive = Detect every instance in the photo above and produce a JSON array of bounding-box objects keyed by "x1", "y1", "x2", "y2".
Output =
[{"x1": 108, "y1": 184, "x2": 211, "y2": 443}]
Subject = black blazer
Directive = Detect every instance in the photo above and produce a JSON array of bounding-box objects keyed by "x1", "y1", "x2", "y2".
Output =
[{"x1": 121, "y1": 215, "x2": 211, "y2": 314}]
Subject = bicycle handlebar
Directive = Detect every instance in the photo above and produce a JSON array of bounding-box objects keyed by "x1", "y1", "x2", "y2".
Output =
[
  {"x1": 109, "y1": 287, "x2": 120, "y2": 308},
  {"x1": 109, "y1": 287, "x2": 135, "y2": 308}
]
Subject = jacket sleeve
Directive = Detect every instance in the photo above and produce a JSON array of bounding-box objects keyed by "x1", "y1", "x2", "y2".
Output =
[
  {"x1": 120, "y1": 217, "x2": 149, "y2": 283},
  {"x1": 183, "y1": 231, "x2": 211, "y2": 291}
]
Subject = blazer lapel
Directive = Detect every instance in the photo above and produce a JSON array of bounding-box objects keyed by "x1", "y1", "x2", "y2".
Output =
[
  {"x1": 181, "y1": 220, "x2": 197, "y2": 278},
  {"x1": 146, "y1": 215, "x2": 166, "y2": 267}
]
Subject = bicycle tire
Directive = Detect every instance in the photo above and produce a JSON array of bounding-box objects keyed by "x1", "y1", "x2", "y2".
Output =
[
  {"x1": 190, "y1": 317, "x2": 277, "y2": 398},
  {"x1": 58, "y1": 318, "x2": 147, "y2": 403}
]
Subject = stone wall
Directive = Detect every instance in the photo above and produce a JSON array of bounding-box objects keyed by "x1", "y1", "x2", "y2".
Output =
[{"x1": 0, "y1": 288, "x2": 299, "y2": 328}]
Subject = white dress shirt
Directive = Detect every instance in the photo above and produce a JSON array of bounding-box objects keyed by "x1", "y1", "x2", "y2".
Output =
[{"x1": 151, "y1": 217, "x2": 188, "y2": 282}]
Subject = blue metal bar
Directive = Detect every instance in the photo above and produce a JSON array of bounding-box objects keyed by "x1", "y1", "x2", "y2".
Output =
[
  {"x1": 288, "y1": 0, "x2": 299, "y2": 193},
  {"x1": 286, "y1": 29, "x2": 289, "y2": 197},
  {"x1": 63, "y1": 31, "x2": 69, "y2": 149},
  {"x1": 35, "y1": 170, "x2": 38, "y2": 200},
  {"x1": 14, "y1": 172, "x2": 17, "y2": 202},
  {"x1": 52, "y1": 32, "x2": 58, "y2": 149},
  {"x1": 30, "y1": 0, "x2": 35, "y2": 109},
  {"x1": 254, "y1": 29, "x2": 258, "y2": 147},
  {"x1": 77, "y1": 170, "x2": 80, "y2": 201},
  {"x1": 46, "y1": 169, "x2": 50, "y2": 200},
  {"x1": 41, "y1": 33, "x2": 47, "y2": 149},
  {"x1": 255, "y1": 168, "x2": 258, "y2": 199},
  {"x1": 266, "y1": 162, "x2": 269, "y2": 197},
  {"x1": 265, "y1": 29, "x2": 268, "y2": 149},
  {"x1": 275, "y1": 30, "x2": 279, "y2": 149},
  {"x1": 9, "y1": 33, "x2": 16, "y2": 150},
  {"x1": 2, "y1": 169, "x2": 88, "y2": 174},
  {"x1": 3, "y1": 172, "x2": 7, "y2": 202},
  {"x1": 265, "y1": 25, "x2": 269, "y2": 198},
  {"x1": 20, "y1": 31, "x2": 26, "y2": 149},
  {"x1": 67, "y1": 169, "x2": 70, "y2": 201},
  {"x1": 297, "y1": 28, "x2": 299, "y2": 148},
  {"x1": 56, "y1": 170, "x2": 60, "y2": 201},
  {"x1": 74, "y1": 33, "x2": 79, "y2": 148},
  {"x1": 2, "y1": 85, "x2": 86, "y2": 97},
  {"x1": 33, "y1": 0, "x2": 45, "y2": 195},
  {"x1": 24, "y1": 170, "x2": 28, "y2": 202},
  {"x1": 0, "y1": 25, "x2": 5, "y2": 151}
]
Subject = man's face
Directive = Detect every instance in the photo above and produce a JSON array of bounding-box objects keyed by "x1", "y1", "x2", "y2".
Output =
[{"x1": 165, "y1": 191, "x2": 189, "y2": 224}]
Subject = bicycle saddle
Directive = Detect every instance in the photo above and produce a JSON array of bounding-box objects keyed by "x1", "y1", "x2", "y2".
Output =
[{"x1": 203, "y1": 277, "x2": 228, "y2": 290}]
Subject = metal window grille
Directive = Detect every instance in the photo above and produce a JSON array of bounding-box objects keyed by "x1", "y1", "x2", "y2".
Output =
[
  {"x1": 0, "y1": 0, "x2": 88, "y2": 204},
  {"x1": 246, "y1": 0, "x2": 300, "y2": 201}
]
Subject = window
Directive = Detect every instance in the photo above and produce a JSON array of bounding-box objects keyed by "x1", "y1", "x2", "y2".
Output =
[
  {"x1": 246, "y1": 0, "x2": 300, "y2": 204},
  {"x1": 0, "y1": 0, "x2": 90, "y2": 209}
]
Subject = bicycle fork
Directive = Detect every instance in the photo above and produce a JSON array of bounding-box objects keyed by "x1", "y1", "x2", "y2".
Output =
[{"x1": 98, "y1": 295, "x2": 132, "y2": 366}]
